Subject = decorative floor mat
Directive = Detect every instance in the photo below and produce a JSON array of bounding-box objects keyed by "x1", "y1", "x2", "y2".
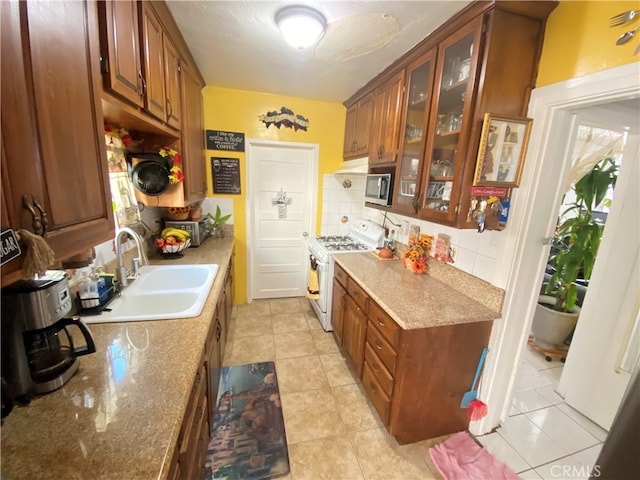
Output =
[{"x1": 204, "y1": 362, "x2": 290, "y2": 480}]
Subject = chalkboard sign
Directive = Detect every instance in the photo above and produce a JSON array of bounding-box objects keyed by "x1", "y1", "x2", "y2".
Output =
[
  {"x1": 1, "y1": 227, "x2": 22, "y2": 266},
  {"x1": 206, "y1": 130, "x2": 245, "y2": 152},
  {"x1": 211, "y1": 157, "x2": 241, "y2": 194}
]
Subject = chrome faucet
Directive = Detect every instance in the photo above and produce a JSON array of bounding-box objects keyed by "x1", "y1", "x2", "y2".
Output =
[{"x1": 114, "y1": 227, "x2": 149, "y2": 288}]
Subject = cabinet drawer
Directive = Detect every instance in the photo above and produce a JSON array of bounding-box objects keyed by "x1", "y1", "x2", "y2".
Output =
[
  {"x1": 334, "y1": 263, "x2": 349, "y2": 288},
  {"x1": 364, "y1": 342, "x2": 394, "y2": 396},
  {"x1": 366, "y1": 321, "x2": 397, "y2": 374},
  {"x1": 362, "y1": 360, "x2": 391, "y2": 425},
  {"x1": 347, "y1": 278, "x2": 369, "y2": 313},
  {"x1": 368, "y1": 301, "x2": 400, "y2": 347}
]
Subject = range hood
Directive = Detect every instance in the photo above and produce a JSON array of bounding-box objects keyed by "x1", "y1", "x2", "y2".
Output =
[{"x1": 332, "y1": 157, "x2": 369, "y2": 175}]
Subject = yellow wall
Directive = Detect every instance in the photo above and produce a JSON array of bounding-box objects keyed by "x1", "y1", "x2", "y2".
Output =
[
  {"x1": 202, "y1": 87, "x2": 345, "y2": 303},
  {"x1": 205, "y1": 1, "x2": 640, "y2": 304},
  {"x1": 537, "y1": 0, "x2": 640, "y2": 86}
]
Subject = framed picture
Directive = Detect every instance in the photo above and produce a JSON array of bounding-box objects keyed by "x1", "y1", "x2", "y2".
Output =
[{"x1": 473, "y1": 113, "x2": 533, "y2": 187}]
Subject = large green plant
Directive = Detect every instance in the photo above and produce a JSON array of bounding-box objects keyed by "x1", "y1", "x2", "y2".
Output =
[{"x1": 545, "y1": 157, "x2": 618, "y2": 312}]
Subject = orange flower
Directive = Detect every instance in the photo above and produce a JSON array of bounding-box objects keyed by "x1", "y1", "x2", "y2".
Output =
[{"x1": 412, "y1": 261, "x2": 427, "y2": 274}]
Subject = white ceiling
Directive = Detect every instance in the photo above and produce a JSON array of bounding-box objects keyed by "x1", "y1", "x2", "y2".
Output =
[{"x1": 166, "y1": 1, "x2": 472, "y2": 103}]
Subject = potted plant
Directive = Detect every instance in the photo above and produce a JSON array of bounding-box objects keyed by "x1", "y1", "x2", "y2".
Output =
[
  {"x1": 532, "y1": 156, "x2": 618, "y2": 349},
  {"x1": 206, "y1": 206, "x2": 231, "y2": 238}
]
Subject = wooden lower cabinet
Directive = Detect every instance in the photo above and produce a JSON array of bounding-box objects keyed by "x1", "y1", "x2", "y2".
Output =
[
  {"x1": 333, "y1": 262, "x2": 493, "y2": 444},
  {"x1": 342, "y1": 296, "x2": 368, "y2": 378},
  {"x1": 167, "y1": 362, "x2": 209, "y2": 480},
  {"x1": 168, "y1": 261, "x2": 233, "y2": 478}
]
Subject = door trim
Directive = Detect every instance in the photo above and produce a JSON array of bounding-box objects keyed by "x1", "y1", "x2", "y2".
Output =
[
  {"x1": 245, "y1": 138, "x2": 318, "y2": 302},
  {"x1": 472, "y1": 62, "x2": 640, "y2": 435}
]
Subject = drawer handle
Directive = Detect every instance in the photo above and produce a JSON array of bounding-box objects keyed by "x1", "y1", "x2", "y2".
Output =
[
  {"x1": 377, "y1": 318, "x2": 385, "y2": 327},
  {"x1": 374, "y1": 341, "x2": 383, "y2": 350},
  {"x1": 369, "y1": 381, "x2": 377, "y2": 393},
  {"x1": 371, "y1": 362, "x2": 380, "y2": 373}
]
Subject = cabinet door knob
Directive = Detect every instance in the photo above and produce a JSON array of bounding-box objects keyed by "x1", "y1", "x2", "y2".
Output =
[
  {"x1": 138, "y1": 72, "x2": 147, "y2": 99},
  {"x1": 32, "y1": 197, "x2": 48, "y2": 234},
  {"x1": 23, "y1": 195, "x2": 45, "y2": 236}
]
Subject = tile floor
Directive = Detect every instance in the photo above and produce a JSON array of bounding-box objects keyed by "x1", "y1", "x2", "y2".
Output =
[
  {"x1": 223, "y1": 297, "x2": 447, "y2": 480},
  {"x1": 477, "y1": 346, "x2": 609, "y2": 480},
  {"x1": 223, "y1": 298, "x2": 610, "y2": 480}
]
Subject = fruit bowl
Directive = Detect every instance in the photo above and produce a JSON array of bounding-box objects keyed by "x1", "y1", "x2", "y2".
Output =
[{"x1": 161, "y1": 238, "x2": 191, "y2": 256}]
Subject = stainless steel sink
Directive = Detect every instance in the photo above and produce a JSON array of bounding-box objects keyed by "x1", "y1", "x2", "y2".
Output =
[{"x1": 82, "y1": 264, "x2": 219, "y2": 323}]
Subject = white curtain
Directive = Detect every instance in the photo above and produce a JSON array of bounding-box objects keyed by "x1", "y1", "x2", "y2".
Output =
[{"x1": 564, "y1": 125, "x2": 624, "y2": 192}]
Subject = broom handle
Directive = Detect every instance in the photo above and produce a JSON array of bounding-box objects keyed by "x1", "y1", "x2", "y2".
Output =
[{"x1": 470, "y1": 348, "x2": 488, "y2": 391}]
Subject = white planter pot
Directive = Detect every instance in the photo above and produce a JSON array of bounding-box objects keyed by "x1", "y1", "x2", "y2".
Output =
[{"x1": 531, "y1": 295, "x2": 580, "y2": 350}]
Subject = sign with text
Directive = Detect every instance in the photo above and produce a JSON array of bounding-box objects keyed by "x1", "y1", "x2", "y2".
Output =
[
  {"x1": 1, "y1": 227, "x2": 22, "y2": 266},
  {"x1": 211, "y1": 157, "x2": 241, "y2": 194},
  {"x1": 206, "y1": 130, "x2": 245, "y2": 152}
]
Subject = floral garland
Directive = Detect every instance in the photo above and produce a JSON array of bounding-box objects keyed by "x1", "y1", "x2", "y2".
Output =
[
  {"x1": 104, "y1": 123, "x2": 184, "y2": 184},
  {"x1": 402, "y1": 234, "x2": 434, "y2": 274},
  {"x1": 159, "y1": 146, "x2": 184, "y2": 184},
  {"x1": 258, "y1": 107, "x2": 309, "y2": 131}
]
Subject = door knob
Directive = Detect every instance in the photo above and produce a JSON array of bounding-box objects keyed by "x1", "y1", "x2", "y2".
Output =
[
  {"x1": 302, "y1": 232, "x2": 309, "y2": 238},
  {"x1": 23, "y1": 195, "x2": 45, "y2": 236}
]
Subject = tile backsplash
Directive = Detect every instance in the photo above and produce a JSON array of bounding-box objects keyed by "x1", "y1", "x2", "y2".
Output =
[
  {"x1": 320, "y1": 174, "x2": 366, "y2": 236},
  {"x1": 362, "y1": 206, "x2": 506, "y2": 288},
  {"x1": 319, "y1": 173, "x2": 505, "y2": 288}
]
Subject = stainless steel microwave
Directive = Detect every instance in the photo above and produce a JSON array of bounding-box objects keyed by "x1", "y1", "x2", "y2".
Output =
[{"x1": 364, "y1": 173, "x2": 393, "y2": 206}]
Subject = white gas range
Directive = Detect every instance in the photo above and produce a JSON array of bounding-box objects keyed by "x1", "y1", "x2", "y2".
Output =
[{"x1": 308, "y1": 220, "x2": 385, "y2": 331}]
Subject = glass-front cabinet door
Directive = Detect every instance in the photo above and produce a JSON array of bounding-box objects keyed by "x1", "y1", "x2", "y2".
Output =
[
  {"x1": 419, "y1": 18, "x2": 482, "y2": 223},
  {"x1": 393, "y1": 49, "x2": 436, "y2": 215}
]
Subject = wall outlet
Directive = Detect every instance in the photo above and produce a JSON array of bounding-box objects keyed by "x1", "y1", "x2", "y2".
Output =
[{"x1": 401, "y1": 221, "x2": 409, "y2": 236}]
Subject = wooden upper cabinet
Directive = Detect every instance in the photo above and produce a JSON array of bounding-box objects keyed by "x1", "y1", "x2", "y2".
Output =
[
  {"x1": 351, "y1": 1, "x2": 555, "y2": 228},
  {"x1": 97, "y1": 0, "x2": 143, "y2": 107},
  {"x1": 180, "y1": 61, "x2": 207, "y2": 201},
  {"x1": 369, "y1": 71, "x2": 405, "y2": 165},
  {"x1": 343, "y1": 94, "x2": 374, "y2": 160},
  {"x1": 141, "y1": 3, "x2": 167, "y2": 122},
  {"x1": 163, "y1": 36, "x2": 182, "y2": 129},
  {"x1": 417, "y1": 4, "x2": 554, "y2": 228},
  {"x1": 1, "y1": 0, "x2": 114, "y2": 284},
  {"x1": 393, "y1": 48, "x2": 437, "y2": 215},
  {"x1": 418, "y1": 17, "x2": 483, "y2": 224}
]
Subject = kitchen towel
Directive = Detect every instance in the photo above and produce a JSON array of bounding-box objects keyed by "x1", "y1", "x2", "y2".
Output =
[
  {"x1": 306, "y1": 256, "x2": 319, "y2": 299},
  {"x1": 429, "y1": 431, "x2": 519, "y2": 480}
]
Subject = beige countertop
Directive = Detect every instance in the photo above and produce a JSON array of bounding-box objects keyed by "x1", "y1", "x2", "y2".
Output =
[
  {"x1": 0, "y1": 237, "x2": 234, "y2": 480},
  {"x1": 334, "y1": 252, "x2": 504, "y2": 329}
]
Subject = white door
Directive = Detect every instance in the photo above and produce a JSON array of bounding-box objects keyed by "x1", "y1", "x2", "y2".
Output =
[
  {"x1": 471, "y1": 64, "x2": 640, "y2": 437},
  {"x1": 246, "y1": 139, "x2": 317, "y2": 300},
  {"x1": 559, "y1": 136, "x2": 640, "y2": 430}
]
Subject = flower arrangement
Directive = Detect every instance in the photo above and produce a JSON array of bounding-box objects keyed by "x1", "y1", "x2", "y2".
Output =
[
  {"x1": 159, "y1": 146, "x2": 184, "y2": 184},
  {"x1": 402, "y1": 234, "x2": 434, "y2": 274}
]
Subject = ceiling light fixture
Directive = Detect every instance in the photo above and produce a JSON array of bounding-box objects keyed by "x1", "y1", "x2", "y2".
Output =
[{"x1": 276, "y1": 5, "x2": 326, "y2": 49}]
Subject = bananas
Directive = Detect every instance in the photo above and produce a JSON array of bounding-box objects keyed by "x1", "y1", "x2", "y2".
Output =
[{"x1": 160, "y1": 227, "x2": 191, "y2": 243}]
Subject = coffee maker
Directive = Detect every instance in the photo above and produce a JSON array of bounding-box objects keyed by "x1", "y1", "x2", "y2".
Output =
[{"x1": 1, "y1": 270, "x2": 96, "y2": 410}]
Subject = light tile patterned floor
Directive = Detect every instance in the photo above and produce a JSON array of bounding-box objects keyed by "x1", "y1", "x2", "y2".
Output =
[
  {"x1": 223, "y1": 298, "x2": 442, "y2": 480},
  {"x1": 225, "y1": 299, "x2": 612, "y2": 480},
  {"x1": 478, "y1": 345, "x2": 609, "y2": 480}
]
